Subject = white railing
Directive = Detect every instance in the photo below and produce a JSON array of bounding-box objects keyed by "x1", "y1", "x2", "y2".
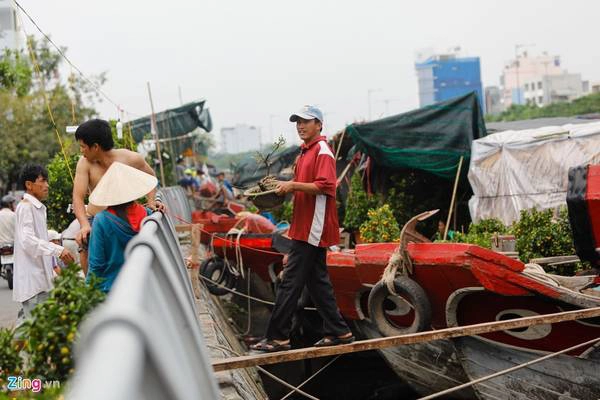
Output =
[
  {"x1": 68, "y1": 209, "x2": 218, "y2": 400},
  {"x1": 158, "y1": 186, "x2": 193, "y2": 225}
]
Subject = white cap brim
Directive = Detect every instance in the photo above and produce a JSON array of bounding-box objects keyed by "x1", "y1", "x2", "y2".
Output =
[{"x1": 289, "y1": 112, "x2": 318, "y2": 122}]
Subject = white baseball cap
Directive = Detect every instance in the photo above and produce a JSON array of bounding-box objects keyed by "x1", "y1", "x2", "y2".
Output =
[{"x1": 289, "y1": 105, "x2": 324, "y2": 123}]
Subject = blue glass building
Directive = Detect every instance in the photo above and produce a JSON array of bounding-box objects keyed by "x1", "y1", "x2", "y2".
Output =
[{"x1": 415, "y1": 55, "x2": 485, "y2": 113}]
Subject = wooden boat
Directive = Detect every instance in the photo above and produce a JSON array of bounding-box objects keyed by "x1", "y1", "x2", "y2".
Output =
[{"x1": 326, "y1": 238, "x2": 477, "y2": 398}]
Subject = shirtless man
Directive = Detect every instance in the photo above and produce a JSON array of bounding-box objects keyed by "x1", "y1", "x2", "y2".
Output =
[{"x1": 72, "y1": 119, "x2": 164, "y2": 274}]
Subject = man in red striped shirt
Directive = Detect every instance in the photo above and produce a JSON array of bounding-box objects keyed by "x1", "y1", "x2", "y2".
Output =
[{"x1": 251, "y1": 105, "x2": 353, "y2": 352}]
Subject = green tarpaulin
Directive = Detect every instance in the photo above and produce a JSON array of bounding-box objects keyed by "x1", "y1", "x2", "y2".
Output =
[
  {"x1": 232, "y1": 145, "x2": 300, "y2": 188},
  {"x1": 346, "y1": 92, "x2": 486, "y2": 179},
  {"x1": 129, "y1": 100, "x2": 212, "y2": 143}
]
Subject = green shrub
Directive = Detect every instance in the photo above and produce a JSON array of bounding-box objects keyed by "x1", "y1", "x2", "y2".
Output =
[
  {"x1": 453, "y1": 218, "x2": 509, "y2": 249},
  {"x1": 512, "y1": 207, "x2": 575, "y2": 265},
  {"x1": 359, "y1": 204, "x2": 400, "y2": 243},
  {"x1": 19, "y1": 263, "x2": 105, "y2": 383},
  {"x1": 0, "y1": 328, "x2": 22, "y2": 387},
  {"x1": 47, "y1": 153, "x2": 79, "y2": 232},
  {"x1": 343, "y1": 172, "x2": 380, "y2": 231}
]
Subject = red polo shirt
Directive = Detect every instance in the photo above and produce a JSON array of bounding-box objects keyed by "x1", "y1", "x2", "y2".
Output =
[{"x1": 288, "y1": 136, "x2": 339, "y2": 247}]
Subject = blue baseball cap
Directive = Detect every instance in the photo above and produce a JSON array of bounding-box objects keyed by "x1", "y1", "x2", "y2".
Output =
[{"x1": 289, "y1": 105, "x2": 324, "y2": 123}]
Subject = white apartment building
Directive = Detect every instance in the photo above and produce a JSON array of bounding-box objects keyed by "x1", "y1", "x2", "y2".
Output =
[
  {"x1": 220, "y1": 124, "x2": 262, "y2": 154},
  {"x1": 0, "y1": 1, "x2": 24, "y2": 51},
  {"x1": 500, "y1": 51, "x2": 586, "y2": 108}
]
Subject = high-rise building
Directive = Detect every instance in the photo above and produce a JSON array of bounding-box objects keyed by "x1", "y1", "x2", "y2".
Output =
[
  {"x1": 415, "y1": 49, "x2": 484, "y2": 112},
  {"x1": 220, "y1": 124, "x2": 262, "y2": 154},
  {"x1": 485, "y1": 86, "x2": 503, "y2": 116},
  {"x1": 0, "y1": 1, "x2": 24, "y2": 51}
]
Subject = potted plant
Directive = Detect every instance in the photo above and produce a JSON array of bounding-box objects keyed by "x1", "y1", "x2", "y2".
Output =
[
  {"x1": 359, "y1": 204, "x2": 401, "y2": 243},
  {"x1": 343, "y1": 172, "x2": 379, "y2": 242}
]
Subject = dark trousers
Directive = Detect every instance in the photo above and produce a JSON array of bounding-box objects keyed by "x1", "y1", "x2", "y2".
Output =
[{"x1": 266, "y1": 239, "x2": 349, "y2": 340}]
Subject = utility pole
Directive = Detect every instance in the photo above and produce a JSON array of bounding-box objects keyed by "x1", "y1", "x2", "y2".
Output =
[
  {"x1": 269, "y1": 114, "x2": 278, "y2": 143},
  {"x1": 147, "y1": 82, "x2": 166, "y2": 187},
  {"x1": 178, "y1": 85, "x2": 183, "y2": 106},
  {"x1": 514, "y1": 43, "x2": 535, "y2": 105},
  {"x1": 367, "y1": 88, "x2": 382, "y2": 120}
]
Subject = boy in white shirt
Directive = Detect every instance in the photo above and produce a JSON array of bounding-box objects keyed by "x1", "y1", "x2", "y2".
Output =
[{"x1": 13, "y1": 164, "x2": 75, "y2": 325}]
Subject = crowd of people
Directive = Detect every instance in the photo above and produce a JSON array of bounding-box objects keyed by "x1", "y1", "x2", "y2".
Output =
[{"x1": 176, "y1": 159, "x2": 234, "y2": 211}]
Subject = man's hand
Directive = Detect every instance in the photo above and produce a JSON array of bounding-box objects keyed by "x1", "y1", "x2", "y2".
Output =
[
  {"x1": 275, "y1": 181, "x2": 295, "y2": 196},
  {"x1": 76, "y1": 223, "x2": 91, "y2": 247},
  {"x1": 148, "y1": 199, "x2": 166, "y2": 212},
  {"x1": 59, "y1": 249, "x2": 76, "y2": 264}
]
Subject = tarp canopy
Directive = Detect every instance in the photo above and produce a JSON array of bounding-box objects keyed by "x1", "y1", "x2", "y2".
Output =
[
  {"x1": 346, "y1": 92, "x2": 486, "y2": 179},
  {"x1": 468, "y1": 121, "x2": 600, "y2": 225},
  {"x1": 232, "y1": 145, "x2": 300, "y2": 188},
  {"x1": 128, "y1": 100, "x2": 212, "y2": 143}
]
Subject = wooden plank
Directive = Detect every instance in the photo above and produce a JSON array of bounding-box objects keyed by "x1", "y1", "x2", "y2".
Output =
[
  {"x1": 212, "y1": 306, "x2": 600, "y2": 372},
  {"x1": 175, "y1": 224, "x2": 193, "y2": 233},
  {"x1": 529, "y1": 255, "x2": 580, "y2": 265}
]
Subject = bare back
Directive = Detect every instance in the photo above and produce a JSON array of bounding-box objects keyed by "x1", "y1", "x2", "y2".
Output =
[
  {"x1": 73, "y1": 149, "x2": 155, "y2": 217},
  {"x1": 86, "y1": 149, "x2": 148, "y2": 190}
]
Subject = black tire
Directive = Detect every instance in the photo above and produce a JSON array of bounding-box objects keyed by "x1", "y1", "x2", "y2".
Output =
[
  {"x1": 200, "y1": 257, "x2": 236, "y2": 296},
  {"x1": 6, "y1": 265, "x2": 13, "y2": 290},
  {"x1": 367, "y1": 276, "x2": 431, "y2": 337}
]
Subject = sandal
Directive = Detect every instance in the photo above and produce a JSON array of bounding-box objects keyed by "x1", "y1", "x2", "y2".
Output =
[
  {"x1": 250, "y1": 338, "x2": 291, "y2": 353},
  {"x1": 314, "y1": 334, "x2": 355, "y2": 347}
]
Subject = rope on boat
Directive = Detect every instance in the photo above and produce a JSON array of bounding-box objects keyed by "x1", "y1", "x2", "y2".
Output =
[
  {"x1": 197, "y1": 273, "x2": 317, "y2": 311},
  {"x1": 417, "y1": 335, "x2": 600, "y2": 400},
  {"x1": 172, "y1": 212, "x2": 284, "y2": 256},
  {"x1": 207, "y1": 344, "x2": 322, "y2": 400}
]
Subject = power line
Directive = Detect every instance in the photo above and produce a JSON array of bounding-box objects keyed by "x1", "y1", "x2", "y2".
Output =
[{"x1": 12, "y1": 0, "x2": 138, "y2": 118}]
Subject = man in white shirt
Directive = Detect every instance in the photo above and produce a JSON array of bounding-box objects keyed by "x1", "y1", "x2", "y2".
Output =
[
  {"x1": 13, "y1": 164, "x2": 75, "y2": 324},
  {"x1": 0, "y1": 194, "x2": 16, "y2": 245}
]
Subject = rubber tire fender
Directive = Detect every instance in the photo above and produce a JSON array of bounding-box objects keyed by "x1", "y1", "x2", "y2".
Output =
[
  {"x1": 367, "y1": 276, "x2": 432, "y2": 337},
  {"x1": 199, "y1": 257, "x2": 236, "y2": 296}
]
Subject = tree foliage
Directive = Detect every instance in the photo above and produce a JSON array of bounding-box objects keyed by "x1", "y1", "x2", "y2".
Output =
[
  {"x1": 453, "y1": 218, "x2": 508, "y2": 248},
  {"x1": 487, "y1": 92, "x2": 600, "y2": 122},
  {"x1": 0, "y1": 36, "x2": 101, "y2": 189},
  {"x1": 512, "y1": 207, "x2": 575, "y2": 266},
  {"x1": 359, "y1": 204, "x2": 400, "y2": 243},
  {"x1": 343, "y1": 172, "x2": 380, "y2": 231}
]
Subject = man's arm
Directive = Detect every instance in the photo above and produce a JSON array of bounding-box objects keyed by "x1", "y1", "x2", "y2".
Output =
[
  {"x1": 275, "y1": 181, "x2": 321, "y2": 196},
  {"x1": 19, "y1": 204, "x2": 74, "y2": 263},
  {"x1": 131, "y1": 152, "x2": 164, "y2": 211},
  {"x1": 73, "y1": 157, "x2": 91, "y2": 245}
]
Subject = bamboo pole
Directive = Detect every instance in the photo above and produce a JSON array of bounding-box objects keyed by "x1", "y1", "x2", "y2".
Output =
[
  {"x1": 444, "y1": 156, "x2": 464, "y2": 240},
  {"x1": 147, "y1": 82, "x2": 166, "y2": 187},
  {"x1": 212, "y1": 306, "x2": 600, "y2": 372}
]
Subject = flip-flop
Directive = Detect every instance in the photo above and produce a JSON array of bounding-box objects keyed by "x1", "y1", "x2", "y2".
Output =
[
  {"x1": 314, "y1": 334, "x2": 355, "y2": 347},
  {"x1": 250, "y1": 338, "x2": 291, "y2": 353}
]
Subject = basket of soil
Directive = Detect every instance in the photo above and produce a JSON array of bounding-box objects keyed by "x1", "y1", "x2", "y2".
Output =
[{"x1": 243, "y1": 175, "x2": 285, "y2": 210}]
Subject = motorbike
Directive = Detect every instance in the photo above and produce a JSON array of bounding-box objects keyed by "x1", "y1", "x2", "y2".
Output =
[{"x1": 0, "y1": 244, "x2": 14, "y2": 290}]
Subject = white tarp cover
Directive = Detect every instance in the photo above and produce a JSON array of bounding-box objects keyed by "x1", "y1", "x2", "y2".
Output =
[{"x1": 468, "y1": 121, "x2": 600, "y2": 225}]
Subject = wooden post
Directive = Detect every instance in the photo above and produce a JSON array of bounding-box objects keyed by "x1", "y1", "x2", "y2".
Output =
[
  {"x1": 147, "y1": 82, "x2": 166, "y2": 187},
  {"x1": 190, "y1": 224, "x2": 202, "y2": 299},
  {"x1": 212, "y1": 306, "x2": 600, "y2": 372},
  {"x1": 444, "y1": 156, "x2": 464, "y2": 240}
]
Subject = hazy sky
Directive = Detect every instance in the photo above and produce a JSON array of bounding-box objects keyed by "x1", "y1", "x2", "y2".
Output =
[{"x1": 17, "y1": 0, "x2": 600, "y2": 149}]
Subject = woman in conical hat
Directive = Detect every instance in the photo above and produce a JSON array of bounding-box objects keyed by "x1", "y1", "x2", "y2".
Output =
[{"x1": 86, "y1": 162, "x2": 158, "y2": 292}]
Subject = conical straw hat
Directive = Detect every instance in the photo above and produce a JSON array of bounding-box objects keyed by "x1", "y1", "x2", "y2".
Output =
[{"x1": 89, "y1": 162, "x2": 158, "y2": 207}]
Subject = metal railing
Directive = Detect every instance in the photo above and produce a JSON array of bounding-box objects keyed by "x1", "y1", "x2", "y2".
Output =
[
  {"x1": 158, "y1": 186, "x2": 193, "y2": 225},
  {"x1": 68, "y1": 210, "x2": 219, "y2": 399}
]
